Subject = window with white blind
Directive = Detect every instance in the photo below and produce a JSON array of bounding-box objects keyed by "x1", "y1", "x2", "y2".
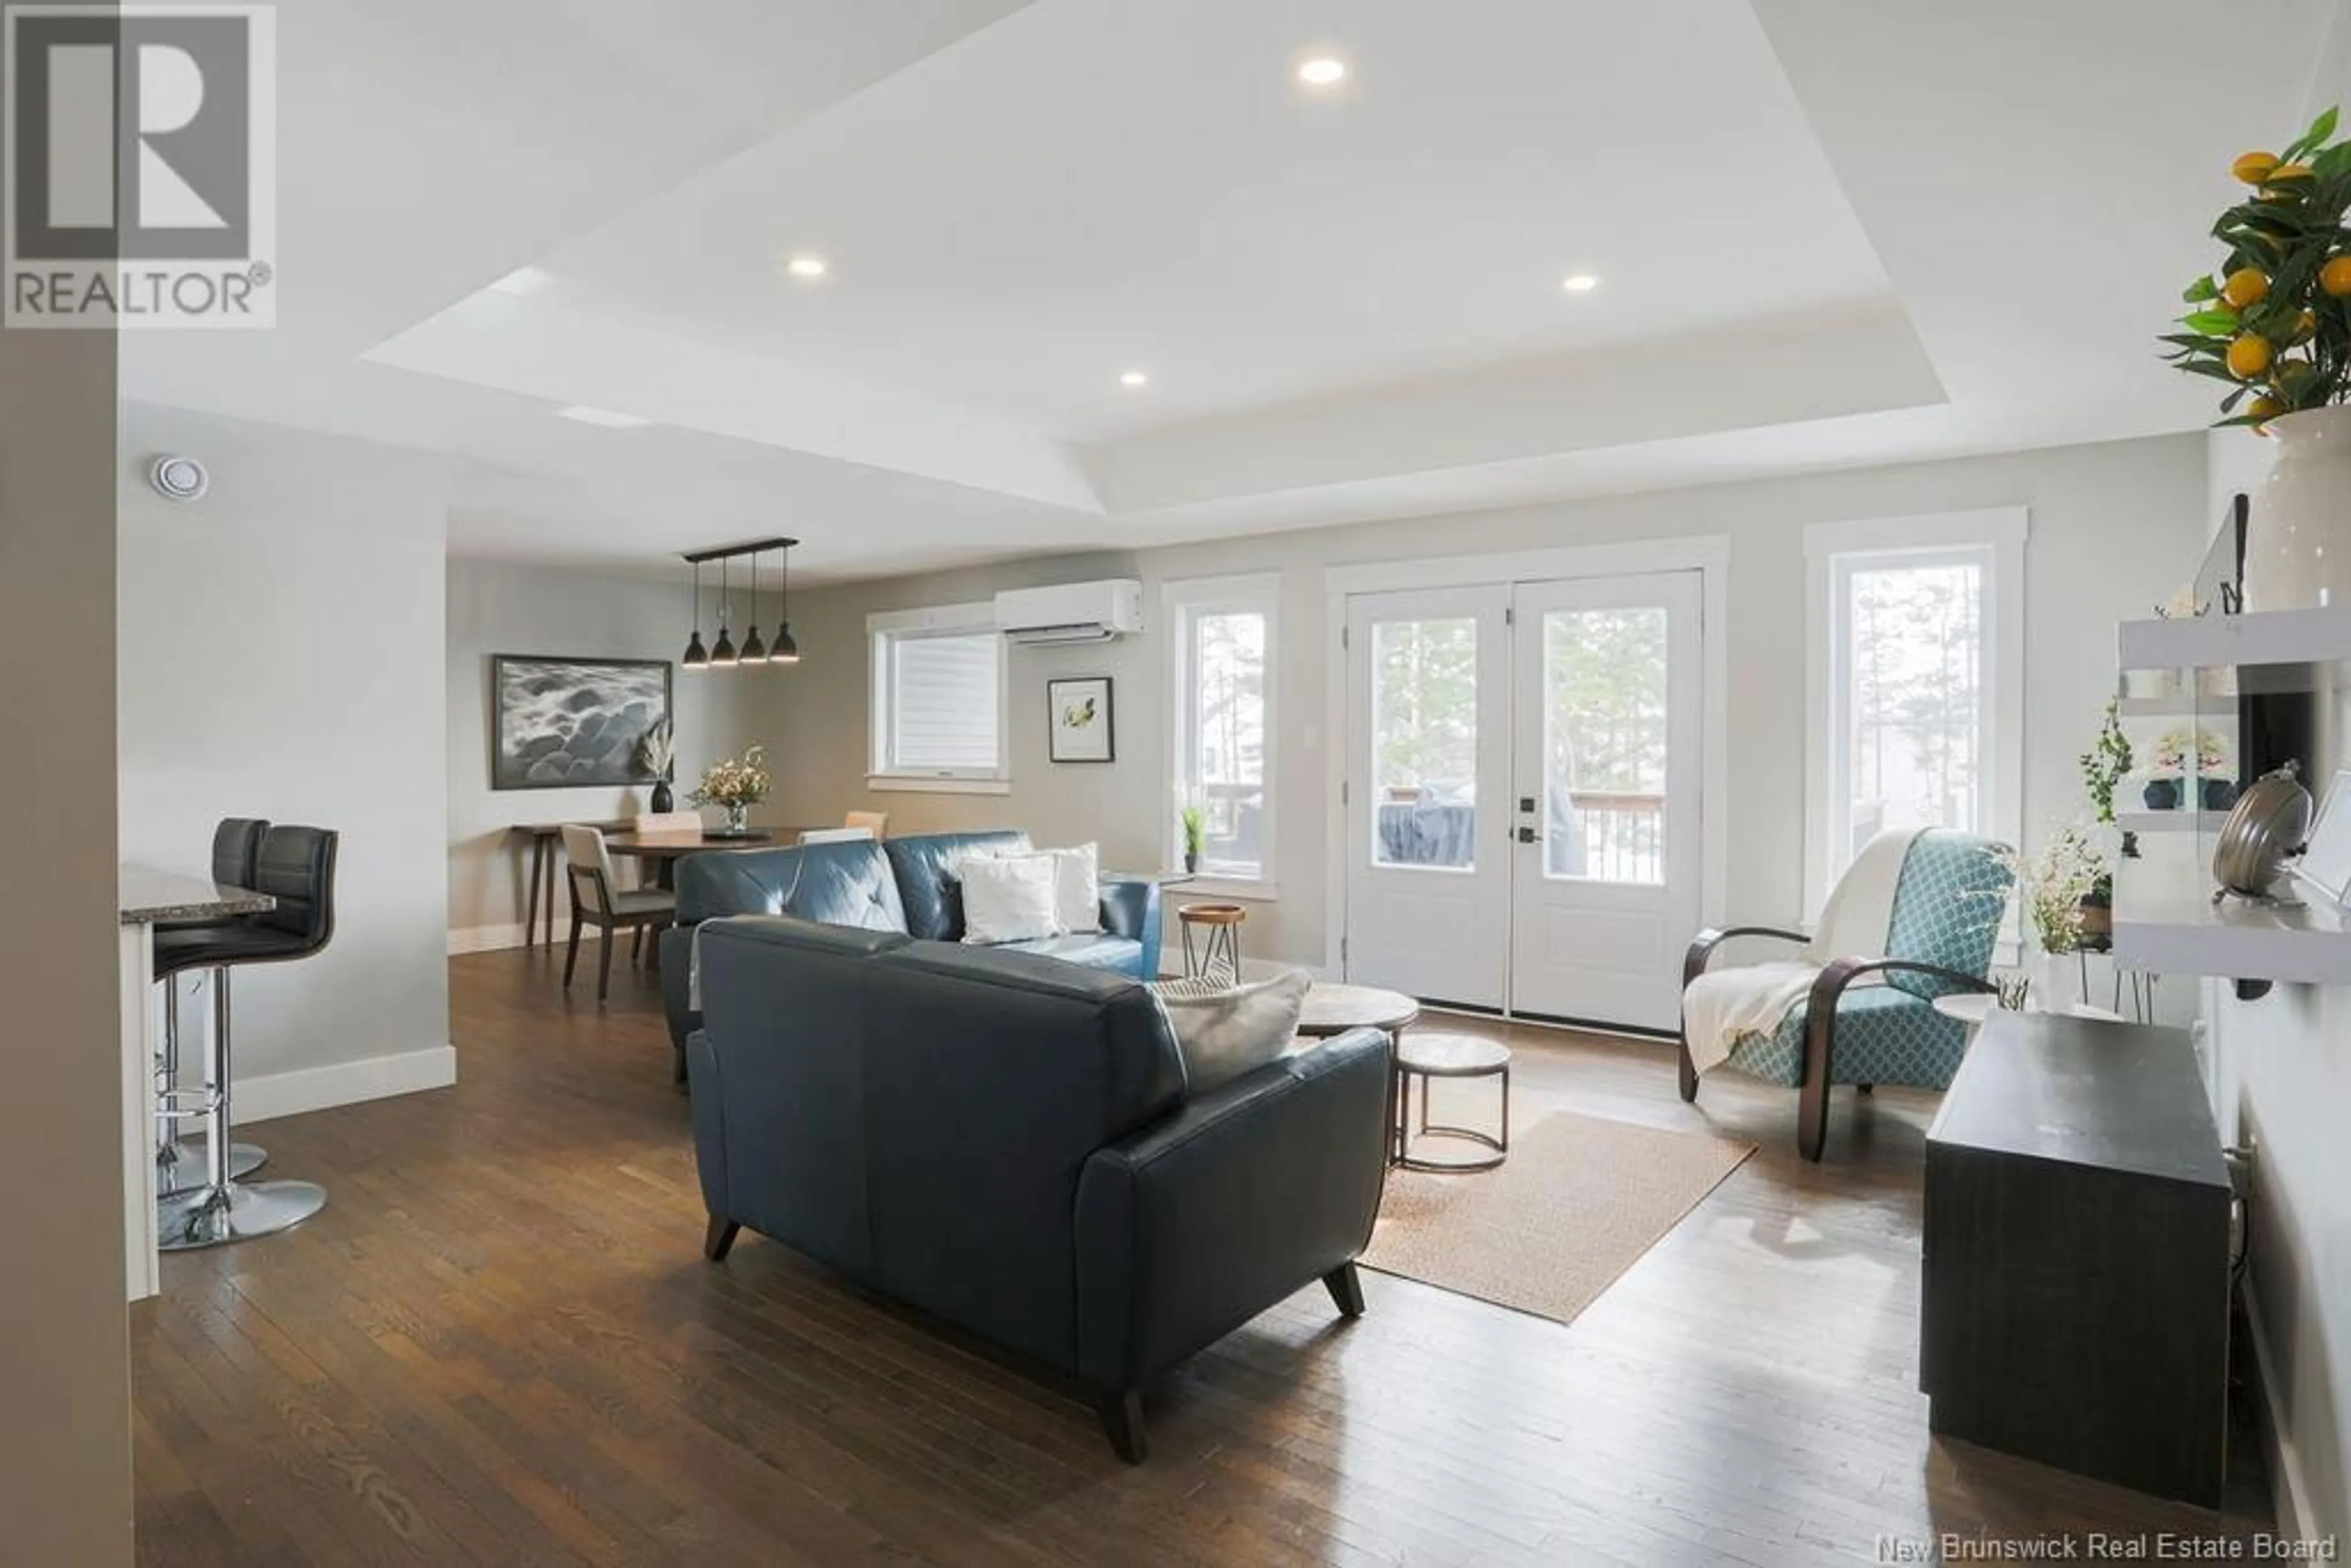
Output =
[
  {"x1": 868, "y1": 604, "x2": 1008, "y2": 792},
  {"x1": 1805, "y1": 510, "x2": 2025, "y2": 915},
  {"x1": 1166, "y1": 574, "x2": 1280, "y2": 890}
]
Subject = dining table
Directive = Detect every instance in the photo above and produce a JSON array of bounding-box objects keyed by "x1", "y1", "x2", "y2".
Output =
[
  {"x1": 510, "y1": 820, "x2": 822, "y2": 945},
  {"x1": 603, "y1": 827, "x2": 820, "y2": 890}
]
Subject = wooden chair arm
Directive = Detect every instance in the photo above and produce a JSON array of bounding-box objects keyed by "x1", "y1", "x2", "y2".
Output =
[
  {"x1": 1684, "y1": 925, "x2": 1810, "y2": 988},
  {"x1": 1796, "y1": 959, "x2": 1995, "y2": 1163},
  {"x1": 1808, "y1": 957, "x2": 1998, "y2": 1011}
]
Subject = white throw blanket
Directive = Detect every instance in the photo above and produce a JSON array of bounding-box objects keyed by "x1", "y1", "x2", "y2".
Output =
[{"x1": 1680, "y1": 828, "x2": 1921, "y2": 1076}]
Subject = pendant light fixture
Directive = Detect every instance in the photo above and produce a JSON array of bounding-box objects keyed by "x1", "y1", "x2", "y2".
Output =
[
  {"x1": 771, "y1": 539, "x2": 801, "y2": 664},
  {"x1": 681, "y1": 560, "x2": 710, "y2": 670},
  {"x1": 678, "y1": 538, "x2": 801, "y2": 671},
  {"x1": 739, "y1": 547, "x2": 770, "y2": 665},
  {"x1": 710, "y1": 555, "x2": 738, "y2": 667}
]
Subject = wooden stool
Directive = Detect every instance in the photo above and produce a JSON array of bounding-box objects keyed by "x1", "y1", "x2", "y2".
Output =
[{"x1": 1177, "y1": 903, "x2": 1246, "y2": 983}]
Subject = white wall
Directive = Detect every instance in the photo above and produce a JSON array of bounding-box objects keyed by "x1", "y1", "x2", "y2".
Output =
[
  {"x1": 2, "y1": 248, "x2": 132, "y2": 1564},
  {"x1": 118, "y1": 406, "x2": 454, "y2": 1116},
  {"x1": 2202, "y1": 423, "x2": 2349, "y2": 1540},
  {"x1": 760, "y1": 434, "x2": 2208, "y2": 970},
  {"x1": 445, "y1": 557, "x2": 769, "y2": 946}
]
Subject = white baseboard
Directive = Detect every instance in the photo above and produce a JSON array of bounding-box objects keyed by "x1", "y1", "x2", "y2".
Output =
[
  {"x1": 2243, "y1": 1284, "x2": 2318, "y2": 1542},
  {"x1": 234, "y1": 1044, "x2": 458, "y2": 1124},
  {"x1": 448, "y1": 922, "x2": 528, "y2": 955}
]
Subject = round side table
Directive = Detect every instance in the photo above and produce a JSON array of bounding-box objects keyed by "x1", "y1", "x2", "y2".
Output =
[
  {"x1": 1177, "y1": 903, "x2": 1246, "y2": 983},
  {"x1": 1394, "y1": 1033, "x2": 1512, "y2": 1172}
]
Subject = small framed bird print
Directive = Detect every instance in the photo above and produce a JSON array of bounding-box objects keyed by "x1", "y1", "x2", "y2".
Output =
[{"x1": 1048, "y1": 676, "x2": 1115, "y2": 763}]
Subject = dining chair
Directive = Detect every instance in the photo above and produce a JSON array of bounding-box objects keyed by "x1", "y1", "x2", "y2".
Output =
[
  {"x1": 799, "y1": 827, "x2": 876, "y2": 846},
  {"x1": 560, "y1": 824, "x2": 677, "y2": 1003},
  {"x1": 846, "y1": 810, "x2": 890, "y2": 838}
]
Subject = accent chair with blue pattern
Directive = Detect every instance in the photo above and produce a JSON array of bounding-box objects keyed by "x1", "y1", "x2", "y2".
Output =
[{"x1": 1676, "y1": 830, "x2": 2012, "y2": 1161}]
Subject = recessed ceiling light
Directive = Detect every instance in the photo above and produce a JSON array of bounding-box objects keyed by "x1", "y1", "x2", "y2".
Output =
[
  {"x1": 555, "y1": 405, "x2": 653, "y2": 429},
  {"x1": 783, "y1": 255, "x2": 828, "y2": 279},
  {"x1": 1297, "y1": 57, "x2": 1348, "y2": 88},
  {"x1": 1120, "y1": 370, "x2": 1150, "y2": 388},
  {"x1": 1561, "y1": 273, "x2": 1601, "y2": 293},
  {"x1": 490, "y1": 266, "x2": 549, "y2": 296}
]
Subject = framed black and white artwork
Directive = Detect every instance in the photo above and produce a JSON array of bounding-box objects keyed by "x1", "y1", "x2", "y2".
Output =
[
  {"x1": 1048, "y1": 676, "x2": 1115, "y2": 763},
  {"x1": 491, "y1": 655, "x2": 673, "y2": 790}
]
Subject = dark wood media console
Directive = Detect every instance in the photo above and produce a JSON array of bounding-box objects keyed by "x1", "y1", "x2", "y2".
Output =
[{"x1": 1922, "y1": 1010, "x2": 2233, "y2": 1507}]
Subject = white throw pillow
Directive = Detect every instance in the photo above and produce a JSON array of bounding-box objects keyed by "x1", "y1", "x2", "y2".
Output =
[
  {"x1": 958, "y1": 853, "x2": 1064, "y2": 945},
  {"x1": 1040, "y1": 842, "x2": 1100, "y2": 934},
  {"x1": 1149, "y1": 967, "x2": 1313, "y2": 1094}
]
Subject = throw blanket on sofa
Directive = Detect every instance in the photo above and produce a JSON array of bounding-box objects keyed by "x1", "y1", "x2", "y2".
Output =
[{"x1": 1681, "y1": 827, "x2": 1922, "y2": 1076}]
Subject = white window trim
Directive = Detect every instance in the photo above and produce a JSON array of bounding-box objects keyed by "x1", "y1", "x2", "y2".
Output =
[
  {"x1": 866, "y1": 601, "x2": 1011, "y2": 795},
  {"x1": 1804, "y1": 507, "x2": 2026, "y2": 920},
  {"x1": 1164, "y1": 572, "x2": 1281, "y2": 896}
]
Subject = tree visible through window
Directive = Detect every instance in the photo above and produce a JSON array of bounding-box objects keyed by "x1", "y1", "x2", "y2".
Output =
[
  {"x1": 1545, "y1": 607, "x2": 1668, "y2": 883},
  {"x1": 1842, "y1": 558, "x2": 1983, "y2": 855}
]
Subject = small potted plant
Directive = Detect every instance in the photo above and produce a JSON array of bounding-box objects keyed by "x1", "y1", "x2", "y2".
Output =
[
  {"x1": 690, "y1": 745, "x2": 770, "y2": 835},
  {"x1": 2079, "y1": 699, "x2": 2134, "y2": 940},
  {"x1": 1178, "y1": 801, "x2": 1206, "y2": 874},
  {"x1": 637, "y1": 719, "x2": 677, "y2": 813}
]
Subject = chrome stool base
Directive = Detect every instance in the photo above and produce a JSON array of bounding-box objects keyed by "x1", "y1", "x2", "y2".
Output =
[
  {"x1": 158, "y1": 1138, "x2": 266, "y2": 1198},
  {"x1": 158, "y1": 1179, "x2": 327, "y2": 1251}
]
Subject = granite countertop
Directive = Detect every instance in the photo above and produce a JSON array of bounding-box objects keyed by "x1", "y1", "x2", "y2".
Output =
[{"x1": 119, "y1": 863, "x2": 275, "y2": 926}]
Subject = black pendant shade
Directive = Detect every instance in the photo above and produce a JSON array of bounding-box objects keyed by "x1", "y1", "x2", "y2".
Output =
[
  {"x1": 740, "y1": 549, "x2": 768, "y2": 664},
  {"x1": 681, "y1": 561, "x2": 710, "y2": 669},
  {"x1": 680, "y1": 537, "x2": 799, "y2": 672}
]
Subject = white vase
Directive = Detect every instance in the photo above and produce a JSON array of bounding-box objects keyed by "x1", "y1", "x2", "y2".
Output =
[
  {"x1": 2028, "y1": 948, "x2": 2081, "y2": 1016},
  {"x1": 2246, "y1": 404, "x2": 2351, "y2": 610}
]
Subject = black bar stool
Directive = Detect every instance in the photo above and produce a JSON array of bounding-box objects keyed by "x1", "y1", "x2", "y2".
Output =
[
  {"x1": 156, "y1": 817, "x2": 272, "y2": 1197},
  {"x1": 154, "y1": 826, "x2": 339, "y2": 1250}
]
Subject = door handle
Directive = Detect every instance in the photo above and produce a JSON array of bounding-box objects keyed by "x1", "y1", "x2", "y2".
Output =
[{"x1": 1516, "y1": 826, "x2": 1540, "y2": 844}]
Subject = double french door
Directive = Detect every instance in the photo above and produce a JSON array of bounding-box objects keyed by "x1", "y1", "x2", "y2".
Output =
[{"x1": 1341, "y1": 571, "x2": 1703, "y2": 1032}]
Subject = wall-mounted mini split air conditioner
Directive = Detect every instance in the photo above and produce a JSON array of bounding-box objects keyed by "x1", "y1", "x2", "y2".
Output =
[{"x1": 994, "y1": 579, "x2": 1144, "y2": 646}]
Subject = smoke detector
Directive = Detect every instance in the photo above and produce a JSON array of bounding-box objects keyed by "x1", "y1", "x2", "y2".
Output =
[{"x1": 149, "y1": 454, "x2": 209, "y2": 502}]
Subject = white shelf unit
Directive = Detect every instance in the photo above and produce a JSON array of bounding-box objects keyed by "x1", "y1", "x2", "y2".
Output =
[
  {"x1": 2119, "y1": 606, "x2": 2351, "y2": 671},
  {"x1": 2109, "y1": 604, "x2": 2351, "y2": 986},
  {"x1": 2114, "y1": 810, "x2": 2232, "y2": 835},
  {"x1": 2113, "y1": 835, "x2": 2351, "y2": 986},
  {"x1": 2115, "y1": 695, "x2": 2236, "y2": 719}
]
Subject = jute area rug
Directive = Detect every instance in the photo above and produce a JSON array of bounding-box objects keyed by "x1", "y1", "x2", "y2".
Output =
[{"x1": 1363, "y1": 1097, "x2": 1755, "y2": 1327}]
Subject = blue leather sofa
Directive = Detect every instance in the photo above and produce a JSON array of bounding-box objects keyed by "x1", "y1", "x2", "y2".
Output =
[
  {"x1": 658, "y1": 830, "x2": 1164, "y2": 1078},
  {"x1": 688, "y1": 914, "x2": 1392, "y2": 1461}
]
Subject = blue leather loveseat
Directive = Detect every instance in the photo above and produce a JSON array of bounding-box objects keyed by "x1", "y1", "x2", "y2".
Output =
[
  {"x1": 658, "y1": 830, "x2": 1164, "y2": 1078},
  {"x1": 688, "y1": 915, "x2": 1392, "y2": 1461}
]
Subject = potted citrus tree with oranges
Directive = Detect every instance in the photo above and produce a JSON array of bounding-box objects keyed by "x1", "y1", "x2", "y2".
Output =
[{"x1": 2165, "y1": 106, "x2": 2351, "y2": 610}]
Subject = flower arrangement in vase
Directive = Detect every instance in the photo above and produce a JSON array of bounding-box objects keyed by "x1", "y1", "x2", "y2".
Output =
[
  {"x1": 1978, "y1": 823, "x2": 2107, "y2": 1012},
  {"x1": 2162, "y1": 106, "x2": 2351, "y2": 608},
  {"x1": 690, "y1": 745, "x2": 770, "y2": 834},
  {"x1": 2147, "y1": 724, "x2": 2234, "y2": 811}
]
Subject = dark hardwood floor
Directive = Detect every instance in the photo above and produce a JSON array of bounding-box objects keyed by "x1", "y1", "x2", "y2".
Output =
[{"x1": 131, "y1": 945, "x2": 2269, "y2": 1566}]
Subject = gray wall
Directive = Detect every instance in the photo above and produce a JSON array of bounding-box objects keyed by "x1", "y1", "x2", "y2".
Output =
[
  {"x1": 754, "y1": 433, "x2": 2210, "y2": 970},
  {"x1": 118, "y1": 406, "x2": 454, "y2": 1102},
  {"x1": 0, "y1": 256, "x2": 133, "y2": 1553},
  {"x1": 446, "y1": 558, "x2": 768, "y2": 943}
]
